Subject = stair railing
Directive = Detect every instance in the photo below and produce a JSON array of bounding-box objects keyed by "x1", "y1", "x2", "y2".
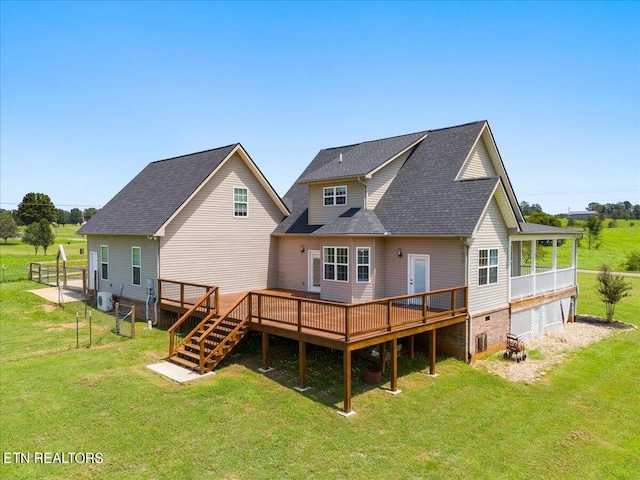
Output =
[
  {"x1": 168, "y1": 286, "x2": 219, "y2": 357},
  {"x1": 199, "y1": 292, "x2": 251, "y2": 372}
]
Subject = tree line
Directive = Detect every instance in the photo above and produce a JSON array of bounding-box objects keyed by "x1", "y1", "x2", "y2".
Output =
[{"x1": 0, "y1": 192, "x2": 99, "y2": 254}]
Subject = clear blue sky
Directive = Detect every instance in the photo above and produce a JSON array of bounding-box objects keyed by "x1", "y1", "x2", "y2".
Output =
[{"x1": 1, "y1": 1, "x2": 638, "y2": 215}]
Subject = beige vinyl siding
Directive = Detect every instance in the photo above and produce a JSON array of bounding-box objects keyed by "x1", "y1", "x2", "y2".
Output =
[
  {"x1": 458, "y1": 138, "x2": 496, "y2": 180},
  {"x1": 380, "y1": 237, "x2": 466, "y2": 298},
  {"x1": 308, "y1": 180, "x2": 365, "y2": 225},
  {"x1": 87, "y1": 235, "x2": 158, "y2": 302},
  {"x1": 467, "y1": 197, "x2": 510, "y2": 313},
  {"x1": 276, "y1": 236, "x2": 321, "y2": 292},
  {"x1": 365, "y1": 150, "x2": 410, "y2": 209},
  {"x1": 160, "y1": 152, "x2": 284, "y2": 293}
]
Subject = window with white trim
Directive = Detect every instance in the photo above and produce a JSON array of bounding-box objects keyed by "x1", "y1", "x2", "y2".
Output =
[
  {"x1": 356, "y1": 247, "x2": 370, "y2": 283},
  {"x1": 132, "y1": 247, "x2": 141, "y2": 286},
  {"x1": 478, "y1": 248, "x2": 498, "y2": 285},
  {"x1": 100, "y1": 245, "x2": 109, "y2": 280},
  {"x1": 323, "y1": 186, "x2": 347, "y2": 206},
  {"x1": 324, "y1": 247, "x2": 349, "y2": 282},
  {"x1": 234, "y1": 187, "x2": 248, "y2": 217}
]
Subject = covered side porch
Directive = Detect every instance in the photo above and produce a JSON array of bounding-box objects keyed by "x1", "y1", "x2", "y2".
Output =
[{"x1": 509, "y1": 229, "x2": 581, "y2": 302}]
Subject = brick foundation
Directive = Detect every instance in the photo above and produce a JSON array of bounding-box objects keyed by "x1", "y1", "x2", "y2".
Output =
[{"x1": 470, "y1": 307, "x2": 510, "y2": 360}]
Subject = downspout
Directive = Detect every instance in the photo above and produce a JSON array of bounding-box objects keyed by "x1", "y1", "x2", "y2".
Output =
[
  {"x1": 462, "y1": 237, "x2": 472, "y2": 362},
  {"x1": 357, "y1": 177, "x2": 368, "y2": 210}
]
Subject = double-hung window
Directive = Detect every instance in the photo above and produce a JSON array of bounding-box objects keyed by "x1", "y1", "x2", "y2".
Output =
[
  {"x1": 234, "y1": 187, "x2": 248, "y2": 217},
  {"x1": 356, "y1": 247, "x2": 370, "y2": 283},
  {"x1": 324, "y1": 247, "x2": 349, "y2": 282},
  {"x1": 478, "y1": 248, "x2": 498, "y2": 285},
  {"x1": 100, "y1": 245, "x2": 109, "y2": 280},
  {"x1": 323, "y1": 186, "x2": 347, "y2": 206},
  {"x1": 132, "y1": 247, "x2": 141, "y2": 286}
]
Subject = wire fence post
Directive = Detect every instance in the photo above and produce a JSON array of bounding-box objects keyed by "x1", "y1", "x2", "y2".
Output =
[
  {"x1": 131, "y1": 306, "x2": 135, "y2": 340},
  {"x1": 115, "y1": 302, "x2": 120, "y2": 335},
  {"x1": 89, "y1": 311, "x2": 93, "y2": 347},
  {"x1": 76, "y1": 312, "x2": 79, "y2": 349}
]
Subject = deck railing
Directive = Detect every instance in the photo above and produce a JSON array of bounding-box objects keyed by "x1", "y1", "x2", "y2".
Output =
[
  {"x1": 250, "y1": 286, "x2": 467, "y2": 342},
  {"x1": 167, "y1": 285, "x2": 219, "y2": 356},
  {"x1": 159, "y1": 278, "x2": 219, "y2": 311}
]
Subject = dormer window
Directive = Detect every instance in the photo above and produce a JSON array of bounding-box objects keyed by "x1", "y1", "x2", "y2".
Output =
[{"x1": 323, "y1": 186, "x2": 347, "y2": 206}]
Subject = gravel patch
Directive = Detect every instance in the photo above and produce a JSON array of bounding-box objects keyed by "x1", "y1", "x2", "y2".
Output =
[{"x1": 474, "y1": 315, "x2": 637, "y2": 384}]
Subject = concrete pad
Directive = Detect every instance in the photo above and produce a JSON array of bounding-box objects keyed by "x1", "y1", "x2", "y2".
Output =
[
  {"x1": 337, "y1": 410, "x2": 356, "y2": 418},
  {"x1": 293, "y1": 386, "x2": 311, "y2": 392},
  {"x1": 29, "y1": 286, "x2": 85, "y2": 304},
  {"x1": 146, "y1": 361, "x2": 215, "y2": 383},
  {"x1": 385, "y1": 389, "x2": 402, "y2": 395}
]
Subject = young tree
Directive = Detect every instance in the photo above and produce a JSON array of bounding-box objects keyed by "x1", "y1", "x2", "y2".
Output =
[
  {"x1": 584, "y1": 215, "x2": 603, "y2": 250},
  {"x1": 596, "y1": 265, "x2": 632, "y2": 322},
  {"x1": 22, "y1": 220, "x2": 55, "y2": 255},
  {"x1": 0, "y1": 210, "x2": 18, "y2": 243},
  {"x1": 16, "y1": 192, "x2": 57, "y2": 225}
]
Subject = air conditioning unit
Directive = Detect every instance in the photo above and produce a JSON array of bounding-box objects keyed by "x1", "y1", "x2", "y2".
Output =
[{"x1": 97, "y1": 292, "x2": 114, "y2": 312}]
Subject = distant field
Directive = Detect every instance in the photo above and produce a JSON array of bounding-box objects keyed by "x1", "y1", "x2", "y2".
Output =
[
  {"x1": 0, "y1": 225, "x2": 86, "y2": 282},
  {"x1": 552, "y1": 218, "x2": 639, "y2": 272}
]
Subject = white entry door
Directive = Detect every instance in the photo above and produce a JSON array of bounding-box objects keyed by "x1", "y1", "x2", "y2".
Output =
[
  {"x1": 408, "y1": 254, "x2": 430, "y2": 296},
  {"x1": 89, "y1": 251, "x2": 98, "y2": 290},
  {"x1": 308, "y1": 250, "x2": 321, "y2": 293}
]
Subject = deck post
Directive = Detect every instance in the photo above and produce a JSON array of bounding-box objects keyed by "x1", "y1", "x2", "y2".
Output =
[
  {"x1": 387, "y1": 299, "x2": 392, "y2": 331},
  {"x1": 429, "y1": 329, "x2": 437, "y2": 375},
  {"x1": 380, "y1": 343, "x2": 386, "y2": 374},
  {"x1": 409, "y1": 335, "x2": 415, "y2": 359},
  {"x1": 260, "y1": 332, "x2": 270, "y2": 371},
  {"x1": 342, "y1": 350, "x2": 353, "y2": 415},
  {"x1": 298, "y1": 341, "x2": 307, "y2": 389},
  {"x1": 390, "y1": 338, "x2": 398, "y2": 392}
]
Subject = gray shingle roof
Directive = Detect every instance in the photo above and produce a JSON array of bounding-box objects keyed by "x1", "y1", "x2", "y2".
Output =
[
  {"x1": 77, "y1": 145, "x2": 237, "y2": 235},
  {"x1": 277, "y1": 121, "x2": 498, "y2": 237},
  {"x1": 517, "y1": 222, "x2": 582, "y2": 235},
  {"x1": 298, "y1": 131, "x2": 427, "y2": 183}
]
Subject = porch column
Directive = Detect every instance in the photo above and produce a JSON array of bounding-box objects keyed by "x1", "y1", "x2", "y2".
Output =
[
  {"x1": 552, "y1": 239, "x2": 557, "y2": 291},
  {"x1": 429, "y1": 329, "x2": 437, "y2": 375},
  {"x1": 531, "y1": 240, "x2": 536, "y2": 295},
  {"x1": 390, "y1": 338, "x2": 398, "y2": 392}
]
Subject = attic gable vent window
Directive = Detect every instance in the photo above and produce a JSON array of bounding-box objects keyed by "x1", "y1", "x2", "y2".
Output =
[
  {"x1": 323, "y1": 186, "x2": 347, "y2": 206},
  {"x1": 234, "y1": 187, "x2": 248, "y2": 217}
]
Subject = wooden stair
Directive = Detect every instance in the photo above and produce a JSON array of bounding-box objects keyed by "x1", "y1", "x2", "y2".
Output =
[{"x1": 168, "y1": 292, "x2": 251, "y2": 374}]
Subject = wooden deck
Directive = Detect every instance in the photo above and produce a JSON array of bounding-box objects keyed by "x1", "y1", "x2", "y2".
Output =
[{"x1": 160, "y1": 280, "x2": 468, "y2": 415}]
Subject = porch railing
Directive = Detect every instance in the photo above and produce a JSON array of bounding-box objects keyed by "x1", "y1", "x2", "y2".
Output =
[
  {"x1": 167, "y1": 285, "x2": 219, "y2": 356},
  {"x1": 510, "y1": 267, "x2": 576, "y2": 300},
  {"x1": 250, "y1": 286, "x2": 467, "y2": 342}
]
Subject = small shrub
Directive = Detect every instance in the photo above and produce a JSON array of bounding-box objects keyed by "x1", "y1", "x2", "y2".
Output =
[
  {"x1": 623, "y1": 251, "x2": 640, "y2": 272},
  {"x1": 608, "y1": 220, "x2": 617, "y2": 228},
  {"x1": 630, "y1": 222, "x2": 635, "y2": 227},
  {"x1": 597, "y1": 265, "x2": 632, "y2": 322},
  {"x1": 567, "y1": 218, "x2": 576, "y2": 227}
]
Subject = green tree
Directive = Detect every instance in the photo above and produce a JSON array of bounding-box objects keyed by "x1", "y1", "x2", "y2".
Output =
[
  {"x1": 83, "y1": 207, "x2": 97, "y2": 221},
  {"x1": 596, "y1": 265, "x2": 632, "y2": 322},
  {"x1": 22, "y1": 219, "x2": 55, "y2": 255},
  {"x1": 0, "y1": 210, "x2": 18, "y2": 243},
  {"x1": 69, "y1": 208, "x2": 83, "y2": 224},
  {"x1": 584, "y1": 215, "x2": 603, "y2": 250},
  {"x1": 16, "y1": 192, "x2": 57, "y2": 226},
  {"x1": 57, "y1": 209, "x2": 70, "y2": 226}
]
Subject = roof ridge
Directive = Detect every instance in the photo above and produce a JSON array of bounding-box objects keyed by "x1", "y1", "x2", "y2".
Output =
[{"x1": 150, "y1": 143, "x2": 238, "y2": 164}]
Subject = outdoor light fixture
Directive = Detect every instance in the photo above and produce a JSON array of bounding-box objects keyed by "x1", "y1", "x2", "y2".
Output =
[
  {"x1": 300, "y1": 245, "x2": 305, "y2": 253},
  {"x1": 397, "y1": 248, "x2": 402, "y2": 257}
]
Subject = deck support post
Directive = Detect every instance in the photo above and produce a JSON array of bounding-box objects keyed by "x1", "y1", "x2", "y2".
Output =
[
  {"x1": 409, "y1": 335, "x2": 415, "y2": 359},
  {"x1": 296, "y1": 340, "x2": 308, "y2": 391},
  {"x1": 339, "y1": 349, "x2": 355, "y2": 417},
  {"x1": 429, "y1": 329, "x2": 437, "y2": 375},
  {"x1": 258, "y1": 332, "x2": 273, "y2": 373},
  {"x1": 380, "y1": 343, "x2": 386, "y2": 374},
  {"x1": 389, "y1": 338, "x2": 399, "y2": 393}
]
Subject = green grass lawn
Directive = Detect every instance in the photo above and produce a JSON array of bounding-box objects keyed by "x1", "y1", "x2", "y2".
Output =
[{"x1": 1, "y1": 273, "x2": 639, "y2": 479}]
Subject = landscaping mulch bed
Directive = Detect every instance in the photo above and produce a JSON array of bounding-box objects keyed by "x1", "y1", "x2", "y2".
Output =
[{"x1": 474, "y1": 315, "x2": 637, "y2": 384}]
